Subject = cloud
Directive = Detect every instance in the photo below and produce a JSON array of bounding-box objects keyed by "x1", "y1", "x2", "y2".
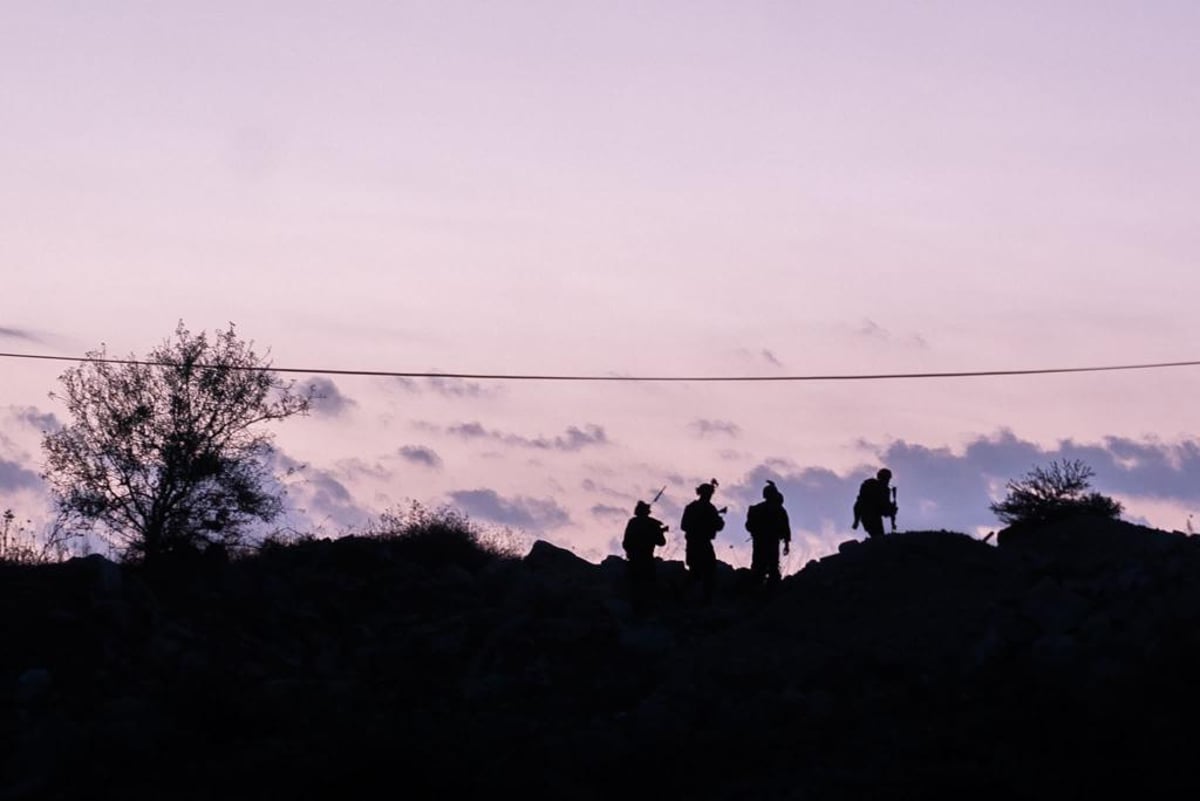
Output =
[
  {"x1": 590, "y1": 503, "x2": 628, "y2": 522},
  {"x1": 291, "y1": 466, "x2": 371, "y2": 531},
  {"x1": 734, "y1": 347, "x2": 785, "y2": 369},
  {"x1": 262, "y1": 450, "x2": 369, "y2": 532},
  {"x1": 580, "y1": 477, "x2": 636, "y2": 501},
  {"x1": 0, "y1": 326, "x2": 40, "y2": 343},
  {"x1": 333, "y1": 458, "x2": 392, "y2": 481},
  {"x1": 723, "y1": 429, "x2": 1200, "y2": 548},
  {"x1": 0, "y1": 458, "x2": 43, "y2": 492},
  {"x1": 690, "y1": 419, "x2": 741, "y2": 438},
  {"x1": 447, "y1": 422, "x2": 490, "y2": 439},
  {"x1": 448, "y1": 489, "x2": 571, "y2": 531},
  {"x1": 10, "y1": 406, "x2": 61, "y2": 432},
  {"x1": 555, "y1": 425, "x2": 608, "y2": 450},
  {"x1": 270, "y1": 450, "x2": 305, "y2": 474},
  {"x1": 394, "y1": 375, "x2": 499, "y2": 399},
  {"x1": 398, "y1": 445, "x2": 442, "y2": 469},
  {"x1": 858, "y1": 319, "x2": 889, "y2": 339},
  {"x1": 428, "y1": 376, "x2": 498, "y2": 398},
  {"x1": 293, "y1": 476, "x2": 368, "y2": 533},
  {"x1": 446, "y1": 422, "x2": 608, "y2": 451},
  {"x1": 854, "y1": 320, "x2": 929, "y2": 350},
  {"x1": 304, "y1": 376, "x2": 356, "y2": 417},
  {"x1": 307, "y1": 471, "x2": 354, "y2": 508}
]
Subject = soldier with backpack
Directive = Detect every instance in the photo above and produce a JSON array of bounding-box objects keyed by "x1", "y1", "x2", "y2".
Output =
[
  {"x1": 745, "y1": 479, "x2": 791, "y2": 586},
  {"x1": 852, "y1": 468, "x2": 898, "y2": 539}
]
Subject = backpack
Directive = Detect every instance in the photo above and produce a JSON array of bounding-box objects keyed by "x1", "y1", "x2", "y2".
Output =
[
  {"x1": 853, "y1": 478, "x2": 876, "y2": 519},
  {"x1": 746, "y1": 501, "x2": 765, "y2": 535}
]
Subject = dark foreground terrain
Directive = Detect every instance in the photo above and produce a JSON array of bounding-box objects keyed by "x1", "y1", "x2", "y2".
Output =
[{"x1": 5, "y1": 516, "x2": 1200, "y2": 800}]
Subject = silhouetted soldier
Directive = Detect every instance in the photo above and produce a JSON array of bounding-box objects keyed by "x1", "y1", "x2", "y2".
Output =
[
  {"x1": 852, "y1": 468, "x2": 897, "y2": 539},
  {"x1": 681, "y1": 479, "x2": 726, "y2": 602},
  {"x1": 622, "y1": 499, "x2": 668, "y2": 616},
  {"x1": 746, "y1": 479, "x2": 791, "y2": 586}
]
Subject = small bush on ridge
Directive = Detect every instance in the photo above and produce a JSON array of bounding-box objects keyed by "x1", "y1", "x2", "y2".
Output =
[
  {"x1": 990, "y1": 459, "x2": 1123, "y2": 527},
  {"x1": 363, "y1": 501, "x2": 525, "y2": 569}
]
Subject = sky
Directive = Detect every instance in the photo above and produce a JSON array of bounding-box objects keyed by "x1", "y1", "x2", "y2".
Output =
[{"x1": 3, "y1": 1, "x2": 1200, "y2": 568}]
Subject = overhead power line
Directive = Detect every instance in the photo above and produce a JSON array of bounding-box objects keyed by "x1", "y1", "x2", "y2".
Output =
[{"x1": 2, "y1": 351, "x2": 1200, "y2": 382}]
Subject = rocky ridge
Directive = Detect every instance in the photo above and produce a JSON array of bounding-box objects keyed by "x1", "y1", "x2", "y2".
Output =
[{"x1": 4, "y1": 516, "x2": 1200, "y2": 800}]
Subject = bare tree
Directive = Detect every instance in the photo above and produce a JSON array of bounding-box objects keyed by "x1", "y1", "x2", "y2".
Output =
[
  {"x1": 989, "y1": 458, "x2": 1123, "y2": 527},
  {"x1": 42, "y1": 322, "x2": 312, "y2": 563}
]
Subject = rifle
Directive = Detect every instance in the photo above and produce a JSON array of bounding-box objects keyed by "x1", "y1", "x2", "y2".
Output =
[
  {"x1": 648, "y1": 485, "x2": 670, "y2": 531},
  {"x1": 889, "y1": 486, "x2": 898, "y2": 532}
]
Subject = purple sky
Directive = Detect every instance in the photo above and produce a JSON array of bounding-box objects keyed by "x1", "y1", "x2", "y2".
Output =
[{"x1": 3, "y1": 2, "x2": 1200, "y2": 565}]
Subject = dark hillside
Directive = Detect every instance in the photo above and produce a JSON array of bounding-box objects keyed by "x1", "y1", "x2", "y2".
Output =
[{"x1": 4, "y1": 518, "x2": 1200, "y2": 799}]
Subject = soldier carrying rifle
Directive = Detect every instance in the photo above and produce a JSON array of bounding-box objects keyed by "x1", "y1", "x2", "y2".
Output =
[
  {"x1": 852, "y1": 468, "x2": 898, "y2": 539},
  {"x1": 622, "y1": 488, "x2": 669, "y2": 616}
]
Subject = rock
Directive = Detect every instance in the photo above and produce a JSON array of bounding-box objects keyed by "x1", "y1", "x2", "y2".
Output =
[{"x1": 14, "y1": 667, "x2": 52, "y2": 707}]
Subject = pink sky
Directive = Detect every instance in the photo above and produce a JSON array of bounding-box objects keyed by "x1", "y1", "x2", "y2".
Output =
[{"x1": 3, "y1": 2, "x2": 1200, "y2": 565}]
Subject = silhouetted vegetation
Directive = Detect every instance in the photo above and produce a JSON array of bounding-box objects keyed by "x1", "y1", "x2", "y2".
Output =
[
  {"x1": 41, "y1": 321, "x2": 312, "y2": 565},
  {"x1": 361, "y1": 500, "x2": 524, "y2": 569},
  {"x1": 990, "y1": 458, "x2": 1123, "y2": 527},
  {"x1": 0, "y1": 509, "x2": 75, "y2": 565},
  {"x1": 0, "y1": 509, "x2": 37, "y2": 565}
]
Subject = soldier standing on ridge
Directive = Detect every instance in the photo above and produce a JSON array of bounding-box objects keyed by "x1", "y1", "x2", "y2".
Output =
[
  {"x1": 852, "y1": 468, "x2": 898, "y2": 539},
  {"x1": 746, "y1": 479, "x2": 791, "y2": 587},
  {"x1": 681, "y1": 479, "x2": 726, "y2": 603},
  {"x1": 622, "y1": 499, "x2": 668, "y2": 616}
]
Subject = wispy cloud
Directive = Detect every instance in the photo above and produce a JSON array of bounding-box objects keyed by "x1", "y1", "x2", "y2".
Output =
[
  {"x1": 590, "y1": 503, "x2": 628, "y2": 522},
  {"x1": 448, "y1": 488, "x2": 571, "y2": 531},
  {"x1": 908, "y1": 333, "x2": 930, "y2": 349},
  {"x1": 447, "y1": 422, "x2": 488, "y2": 438},
  {"x1": 0, "y1": 326, "x2": 40, "y2": 344},
  {"x1": 734, "y1": 347, "x2": 785, "y2": 369},
  {"x1": 690, "y1": 419, "x2": 741, "y2": 438},
  {"x1": 580, "y1": 477, "x2": 634, "y2": 500},
  {"x1": 304, "y1": 376, "x2": 356, "y2": 417},
  {"x1": 858, "y1": 318, "x2": 889, "y2": 339},
  {"x1": 446, "y1": 422, "x2": 609, "y2": 451},
  {"x1": 854, "y1": 320, "x2": 928, "y2": 349},
  {"x1": 398, "y1": 445, "x2": 442, "y2": 469},
  {"x1": 333, "y1": 458, "x2": 392, "y2": 481},
  {"x1": 395, "y1": 375, "x2": 500, "y2": 399}
]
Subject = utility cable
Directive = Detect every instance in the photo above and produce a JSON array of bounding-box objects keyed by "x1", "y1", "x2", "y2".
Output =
[{"x1": 1, "y1": 351, "x2": 1200, "y2": 382}]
